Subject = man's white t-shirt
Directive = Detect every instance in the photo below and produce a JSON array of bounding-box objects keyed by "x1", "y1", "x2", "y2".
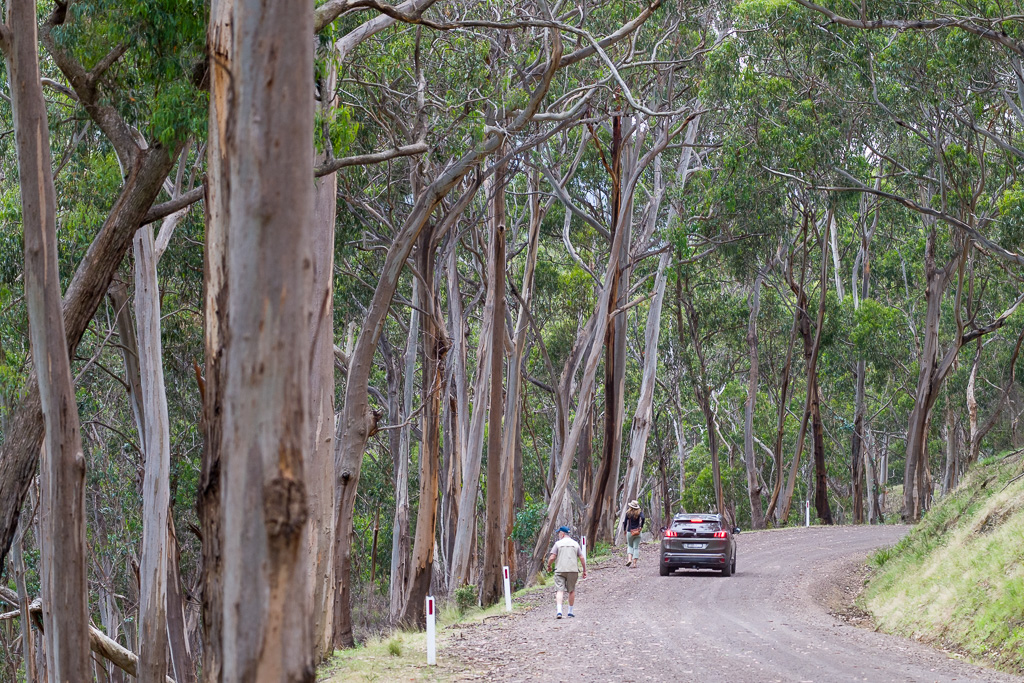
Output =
[{"x1": 550, "y1": 536, "x2": 582, "y2": 573}]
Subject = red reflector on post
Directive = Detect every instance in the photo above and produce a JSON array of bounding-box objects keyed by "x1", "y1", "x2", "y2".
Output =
[{"x1": 427, "y1": 598, "x2": 434, "y2": 615}]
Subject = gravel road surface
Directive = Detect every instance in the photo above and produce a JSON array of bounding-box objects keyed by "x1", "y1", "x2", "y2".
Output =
[{"x1": 448, "y1": 525, "x2": 1022, "y2": 682}]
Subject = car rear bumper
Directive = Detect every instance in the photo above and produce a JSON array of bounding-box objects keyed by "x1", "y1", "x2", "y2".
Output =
[{"x1": 659, "y1": 551, "x2": 728, "y2": 568}]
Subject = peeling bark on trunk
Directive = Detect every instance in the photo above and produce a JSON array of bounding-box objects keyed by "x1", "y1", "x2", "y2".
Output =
[
  {"x1": 166, "y1": 518, "x2": 197, "y2": 683},
  {"x1": 308, "y1": 164, "x2": 338, "y2": 661},
  {"x1": 134, "y1": 223, "x2": 171, "y2": 683},
  {"x1": 390, "y1": 283, "x2": 418, "y2": 622},
  {"x1": 584, "y1": 117, "x2": 624, "y2": 545},
  {"x1": 400, "y1": 231, "x2": 446, "y2": 626},
  {"x1": 5, "y1": 2, "x2": 90, "y2": 676},
  {"x1": 205, "y1": 0, "x2": 315, "y2": 677}
]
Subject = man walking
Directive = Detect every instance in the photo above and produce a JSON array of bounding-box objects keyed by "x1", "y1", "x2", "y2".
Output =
[{"x1": 547, "y1": 526, "x2": 587, "y2": 618}]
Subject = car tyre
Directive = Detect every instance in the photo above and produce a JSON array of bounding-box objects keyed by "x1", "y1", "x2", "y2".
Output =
[
  {"x1": 732, "y1": 555, "x2": 737, "y2": 574},
  {"x1": 721, "y1": 556, "x2": 733, "y2": 577},
  {"x1": 659, "y1": 561, "x2": 670, "y2": 576}
]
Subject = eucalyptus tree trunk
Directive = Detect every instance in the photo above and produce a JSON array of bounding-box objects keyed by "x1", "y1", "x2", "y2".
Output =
[
  {"x1": 0, "y1": 10, "x2": 178, "y2": 573},
  {"x1": 204, "y1": 0, "x2": 315, "y2": 677},
  {"x1": 742, "y1": 270, "x2": 767, "y2": 530},
  {"x1": 449, "y1": 301, "x2": 493, "y2": 589},
  {"x1": 942, "y1": 396, "x2": 960, "y2": 496},
  {"x1": 3, "y1": 2, "x2": 90, "y2": 677},
  {"x1": 481, "y1": 152, "x2": 509, "y2": 607},
  {"x1": 501, "y1": 168, "x2": 544, "y2": 573},
  {"x1": 763, "y1": 284, "x2": 799, "y2": 525},
  {"x1": 134, "y1": 223, "x2": 171, "y2": 683},
  {"x1": 333, "y1": 137, "x2": 500, "y2": 646},
  {"x1": 390, "y1": 282, "x2": 418, "y2": 622},
  {"x1": 584, "y1": 117, "x2": 624, "y2": 544},
  {"x1": 308, "y1": 158, "x2": 338, "y2": 659},
  {"x1": 965, "y1": 341, "x2": 981, "y2": 474},
  {"x1": 903, "y1": 227, "x2": 962, "y2": 522},
  {"x1": 399, "y1": 231, "x2": 446, "y2": 626},
  {"x1": 615, "y1": 251, "x2": 670, "y2": 542},
  {"x1": 109, "y1": 281, "x2": 146, "y2": 446},
  {"x1": 528, "y1": 116, "x2": 679, "y2": 580},
  {"x1": 678, "y1": 273, "x2": 724, "y2": 518},
  {"x1": 968, "y1": 328, "x2": 1024, "y2": 466},
  {"x1": 850, "y1": 176, "x2": 879, "y2": 523},
  {"x1": 201, "y1": 2, "x2": 233, "y2": 676}
]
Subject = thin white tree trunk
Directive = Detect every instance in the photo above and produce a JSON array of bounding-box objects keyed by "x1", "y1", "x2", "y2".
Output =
[
  {"x1": 134, "y1": 223, "x2": 171, "y2": 683},
  {"x1": 614, "y1": 251, "x2": 670, "y2": 543}
]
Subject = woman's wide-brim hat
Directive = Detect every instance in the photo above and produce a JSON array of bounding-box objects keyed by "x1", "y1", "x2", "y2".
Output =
[{"x1": 628, "y1": 500, "x2": 640, "y2": 510}]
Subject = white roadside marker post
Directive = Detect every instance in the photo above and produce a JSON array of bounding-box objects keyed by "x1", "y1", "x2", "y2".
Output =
[
  {"x1": 502, "y1": 566, "x2": 512, "y2": 612},
  {"x1": 581, "y1": 535, "x2": 587, "y2": 563},
  {"x1": 426, "y1": 595, "x2": 436, "y2": 665},
  {"x1": 805, "y1": 500, "x2": 810, "y2": 527}
]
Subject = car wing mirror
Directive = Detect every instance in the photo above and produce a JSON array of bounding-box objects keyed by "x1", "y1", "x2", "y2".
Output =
[{"x1": 733, "y1": 527, "x2": 741, "y2": 534}]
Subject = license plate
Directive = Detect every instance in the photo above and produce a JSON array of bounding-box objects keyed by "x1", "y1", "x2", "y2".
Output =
[{"x1": 684, "y1": 543, "x2": 706, "y2": 549}]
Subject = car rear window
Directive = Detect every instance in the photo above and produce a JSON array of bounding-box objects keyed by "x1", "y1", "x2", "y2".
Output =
[{"x1": 672, "y1": 519, "x2": 721, "y2": 531}]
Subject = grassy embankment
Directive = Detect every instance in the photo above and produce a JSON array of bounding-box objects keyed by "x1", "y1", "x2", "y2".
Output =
[
  {"x1": 319, "y1": 541, "x2": 614, "y2": 681},
  {"x1": 863, "y1": 450, "x2": 1024, "y2": 674}
]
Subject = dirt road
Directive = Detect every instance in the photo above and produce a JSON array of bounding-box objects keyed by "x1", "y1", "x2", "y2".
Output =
[{"x1": 448, "y1": 525, "x2": 1022, "y2": 682}]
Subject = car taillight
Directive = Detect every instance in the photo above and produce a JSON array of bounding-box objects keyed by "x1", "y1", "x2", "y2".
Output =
[
  {"x1": 713, "y1": 530, "x2": 728, "y2": 538},
  {"x1": 664, "y1": 530, "x2": 678, "y2": 538}
]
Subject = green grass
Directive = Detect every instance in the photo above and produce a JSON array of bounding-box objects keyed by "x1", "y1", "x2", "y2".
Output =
[
  {"x1": 318, "y1": 582, "x2": 549, "y2": 681},
  {"x1": 863, "y1": 452, "x2": 1024, "y2": 674}
]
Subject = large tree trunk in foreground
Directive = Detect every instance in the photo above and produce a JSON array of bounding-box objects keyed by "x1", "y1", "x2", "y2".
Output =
[
  {"x1": 134, "y1": 224, "x2": 171, "y2": 683},
  {"x1": 5, "y1": 2, "x2": 90, "y2": 675},
  {"x1": 206, "y1": 0, "x2": 315, "y2": 677}
]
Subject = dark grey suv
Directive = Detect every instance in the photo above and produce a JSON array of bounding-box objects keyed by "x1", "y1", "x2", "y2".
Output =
[{"x1": 659, "y1": 513, "x2": 739, "y2": 576}]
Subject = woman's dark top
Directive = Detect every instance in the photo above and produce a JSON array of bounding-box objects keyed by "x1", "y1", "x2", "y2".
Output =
[{"x1": 622, "y1": 510, "x2": 645, "y2": 533}]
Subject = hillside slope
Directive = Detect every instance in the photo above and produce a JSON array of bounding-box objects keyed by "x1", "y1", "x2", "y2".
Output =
[{"x1": 864, "y1": 452, "x2": 1024, "y2": 674}]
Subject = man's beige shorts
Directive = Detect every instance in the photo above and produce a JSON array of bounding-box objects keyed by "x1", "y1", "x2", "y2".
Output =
[{"x1": 554, "y1": 571, "x2": 578, "y2": 592}]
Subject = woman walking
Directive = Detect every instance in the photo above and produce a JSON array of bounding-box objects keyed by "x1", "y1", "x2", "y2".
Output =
[{"x1": 622, "y1": 500, "x2": 645, "y2": 568}]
